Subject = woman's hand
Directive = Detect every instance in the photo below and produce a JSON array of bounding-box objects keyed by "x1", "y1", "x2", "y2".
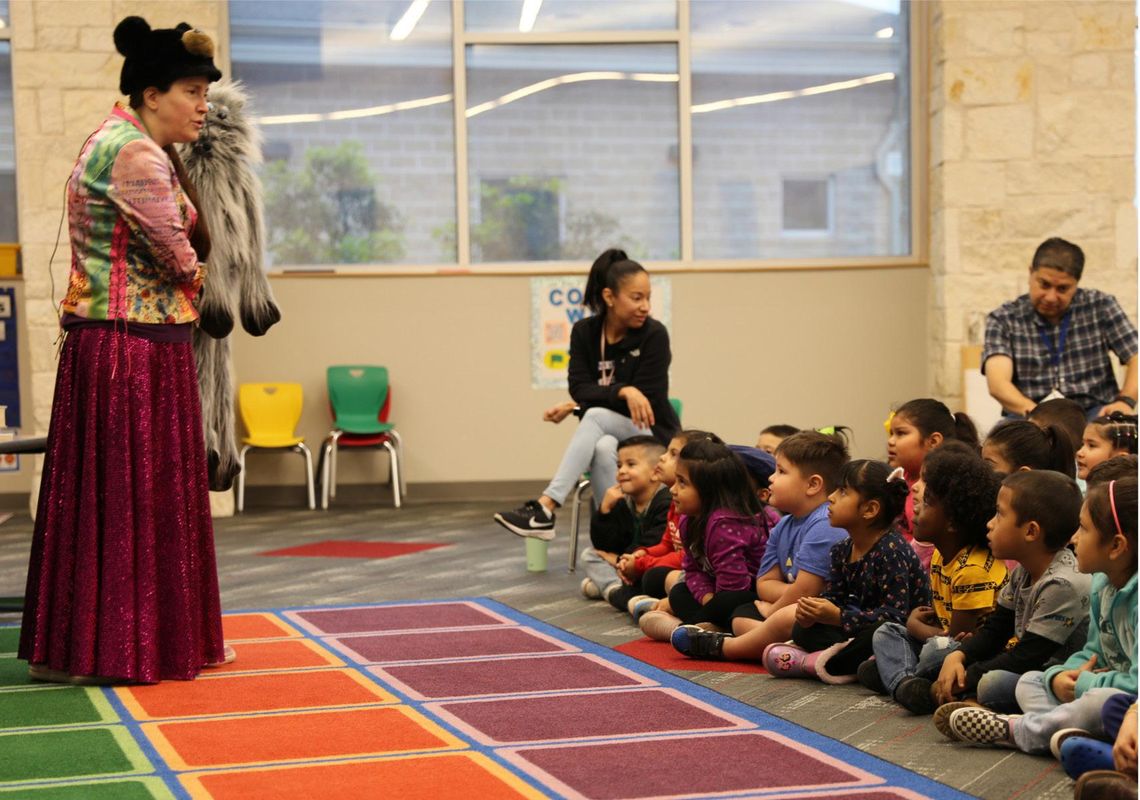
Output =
[
  {"x1": 542, "y1": 401, "x2": 577, "y2": 424},
  {"x1": 618, "y1": 387, "x2": 655, "y2": 429}
]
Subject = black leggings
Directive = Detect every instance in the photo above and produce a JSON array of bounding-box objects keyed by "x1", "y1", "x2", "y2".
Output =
[
  {"x1": 791, "y1": 619, "x2": 885, "y2": 676},
  {"x1": 607, "y1": 566, "x2": 675, "y2": 612},
  {"x1": 668, "y1": 581, "x2": 758, "y2": 629}
]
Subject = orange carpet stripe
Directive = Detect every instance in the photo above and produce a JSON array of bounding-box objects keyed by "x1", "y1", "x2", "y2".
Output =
[
  {"x1": 144, "y1": 705, "x2": 464, "y2": 770},
  {"x1": 221, "y1": 613, "x2": 301, "y2": 641},
  {"x1": 181, "y1": 752, "x2": 546, "y2": 800},
  {"x1": 208, "y1": 639, "x2": 343, "y2": 674},
  {"x1": 116, "y1": 669, "x2": 396, "y2": 720}
]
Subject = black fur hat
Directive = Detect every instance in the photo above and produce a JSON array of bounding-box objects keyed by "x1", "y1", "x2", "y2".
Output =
[{"x1": 114, "y1": 16, "x2": 222, "y2": 96}]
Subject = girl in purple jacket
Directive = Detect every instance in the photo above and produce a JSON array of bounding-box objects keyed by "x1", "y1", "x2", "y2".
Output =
[{"x1": 639, "y1": 439, "x2": 765, "y2": 640}]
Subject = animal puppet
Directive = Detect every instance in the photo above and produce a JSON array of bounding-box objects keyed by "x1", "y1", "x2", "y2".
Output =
[{"x1": 179, "y1": 78, "x2": 281, "y2": 492}]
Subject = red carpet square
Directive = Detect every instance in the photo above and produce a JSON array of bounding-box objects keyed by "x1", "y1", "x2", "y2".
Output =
[
  {"x1": 117, "y1": 669, "x2": 395, "y2": 720},
  {"x1": 502, "y1": 730, "x2": 880, "y2": 799},
  {"x1": 182, "y1": 752, "x2": 543, "y2": 800},
  {"x1": 288, "y1": 601, "x2": 510, "y2": 635},
  {"x1": 374, "y1": 653, "x2": 653, "y2": 700},
  {"x1": 261, "y1": 540, "x2": 447, "y2": 559},
  {"x1": 144, "y1": 706, "x2": 460, "y2": 769},
  {"x1": 615, "y1": 636, "x2": 768, "y2": 674},
  {"x1": 331, "y1": 627, "x2": 573, "y2": 664},
  {"x1": 428, "y1": 687, "x2": 751, "y2": 745}
]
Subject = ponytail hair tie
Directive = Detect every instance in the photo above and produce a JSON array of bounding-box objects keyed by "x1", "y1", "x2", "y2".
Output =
[
  {"x1": 1109, "y1": 480, "x2": 1124, "y2": 538},
  {"x1": 886, "y1": 466, "x2": 906, "y2": 484}
]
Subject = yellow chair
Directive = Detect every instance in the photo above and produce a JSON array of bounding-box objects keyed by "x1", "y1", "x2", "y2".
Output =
[{"x1": 237, "y1": 382, "x2": 315, "y2": 512}]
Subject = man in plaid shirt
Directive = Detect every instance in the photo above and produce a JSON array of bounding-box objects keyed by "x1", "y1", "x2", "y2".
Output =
[{"x1": 983, "y1": 237, "x2": 1138, "y2": 418}]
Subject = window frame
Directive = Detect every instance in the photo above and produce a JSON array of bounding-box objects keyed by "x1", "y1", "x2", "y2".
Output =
[{"x1": 224, "y1": 0, "x2": 928, "y2": 277}]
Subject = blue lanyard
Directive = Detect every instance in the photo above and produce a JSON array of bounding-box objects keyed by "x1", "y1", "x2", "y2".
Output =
[{"x1": 1038, "y1": 312, "x2": 1072, "y2": 369}]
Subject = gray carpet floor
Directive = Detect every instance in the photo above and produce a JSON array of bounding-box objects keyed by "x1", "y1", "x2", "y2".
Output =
[{"x1": 0, "y1": 496, "x2": 1080, "y2": 799}]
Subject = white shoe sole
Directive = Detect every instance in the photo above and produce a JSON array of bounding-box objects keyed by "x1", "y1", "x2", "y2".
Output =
[{"x1": 494, "y1": 514, "x2": 555, "y2": 541}]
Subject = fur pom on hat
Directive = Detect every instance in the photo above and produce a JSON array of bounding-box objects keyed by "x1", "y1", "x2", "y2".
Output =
[{"x1": 114, "y1": 16, "x2": 222, "y2": 96}]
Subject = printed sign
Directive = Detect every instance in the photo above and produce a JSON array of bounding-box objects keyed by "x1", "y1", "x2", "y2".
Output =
[{"x1": 531, "y1": 275, "x2": 672, "y2": 390}]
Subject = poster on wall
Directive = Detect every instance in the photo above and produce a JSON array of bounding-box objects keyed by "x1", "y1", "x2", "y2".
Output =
[{"x1": 531, "y1": 275, "x2": 672, "y2": 390}]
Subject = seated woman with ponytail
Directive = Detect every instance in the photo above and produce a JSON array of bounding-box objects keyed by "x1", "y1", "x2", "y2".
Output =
[{"x1": 495, "y1": 249, "x2": 680, "y2": 540}]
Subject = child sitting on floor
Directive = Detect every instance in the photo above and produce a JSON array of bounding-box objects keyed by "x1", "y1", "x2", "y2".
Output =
[
  {"x1": 579, "y1": 435, "x2": 669, "y2": 604},
  {"x1": 860, "y1": 443, "x2": 1008, "y2": 714},
  {"x1": 981, "y1": 419, "x2": 1076, "y2": 477},
  {"x1": 932, "y1": 471, "x2": 1090, "y2": 712},
  {"x1": 1077, "y1": 413, "x2": 1139, "y2": 481},
  {"x1": 757, "y1": 424, "x2": 798, "y2": 455},
  {"x1": 668, "y1": 430, "x2": 849, "y2": 661},
  {"x1": 746, "y1": 460, "x2": 929, "y2": 683},
  {"x1": 886, "y1": 399, "x2": 980, "y2": 571},
  {"x1": 637, "y1": 439, "x2": 764, "y2": 641},
  {"x1": 729, "y1": 444, "x2": 781, "y2": 534},
  {"x1": 613, "y1": 429, "x2": 720, "y2": 618},
  {"x1": 940, "y1": 477, "x2": 1137, "y2": 755}
]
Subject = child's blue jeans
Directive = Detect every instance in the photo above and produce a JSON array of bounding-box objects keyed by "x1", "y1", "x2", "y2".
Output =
[
  {"x1": 870, "y1": 622, "x2": 961, "y2": 695},
  {"x1": 1010, "y1": 670, "x2": 1127, "y2": 754}
]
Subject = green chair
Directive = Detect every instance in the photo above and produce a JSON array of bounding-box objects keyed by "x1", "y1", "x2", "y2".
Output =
[
  {"x1": 320, "y1": 365, "x2": 406, "y2": 509},
  {"x1": 567, "y1": 397, "x2": 683, "y2": 572}
]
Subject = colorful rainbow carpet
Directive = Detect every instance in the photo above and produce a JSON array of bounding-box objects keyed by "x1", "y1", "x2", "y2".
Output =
[{"x1": 0, "y1": 600, "x2": 971, "y2": 799}]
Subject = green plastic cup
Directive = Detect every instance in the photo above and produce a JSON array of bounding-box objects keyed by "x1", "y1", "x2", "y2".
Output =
[{"x1": 525, "y1": 537, "x2": 548, "y2": 572}]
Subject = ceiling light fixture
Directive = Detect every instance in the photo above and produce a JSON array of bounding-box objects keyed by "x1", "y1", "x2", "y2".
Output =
[{"x1": 391, "y1": 0, "x2": 430, "y2": 41}]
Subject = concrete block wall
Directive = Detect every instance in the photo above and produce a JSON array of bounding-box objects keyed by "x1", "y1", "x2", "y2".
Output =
[{"x1": 928, "y1": 0, "x2": 1137, "y2": 410}]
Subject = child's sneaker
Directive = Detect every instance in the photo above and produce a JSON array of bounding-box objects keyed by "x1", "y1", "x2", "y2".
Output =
[
  {"x1": 638, "y1": 610, "x2": 682, "y2": 641},
  {"x1": 1051, "y1": 727, "x2": 1094, "y2": 759},
  {"x1": 762, "y1": 643, "x2": 812, "y2": 677},
  {"x1": 493, "y1": 500, "x2": 555, "y2": 540},
  {"x1": 933, "y1": 701, "x2": 974, "y2": 740},
  {"x1": 670, "y1": 624, "x2": 729, "y2": 659},
  {"x1": 948, "y1": 707, "x2": 1019, "y2": 747},
  {"x1": 580, "y1": 578, "x2": 601, "y2": 599},
  {"x1": 629, "y1": 597, "x2": 658, "y2": 623},
  {"x1": 856, "y1": 658, "x2": 886, "y2": 694},
  {"x1": 893, "y1": 676, "x2": 936, "y2": 715},
  {"x1": 601, "y1": 582, "x2": 622, "y2": 605}
]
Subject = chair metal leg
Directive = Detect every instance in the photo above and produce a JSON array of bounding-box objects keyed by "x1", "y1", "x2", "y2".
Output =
[
  {"x1": 567, "y1": 477, "x2": 591, "y2": 572},
  {"x1": 382, "y1": 440, "x2": 401, "y2": 508},
  {"x1": 320, "y1": 434, "x2": 339, "y2": 510},
  {"x1": 296, "y1": 442, "x2": 315, "y2": 510},
  {"x1": 329, "y1": 435, "x2": 339, "y2": 499},
  {"x1": 388, "y1": 429, "x2": 407, "y2": 499},
  {"x1": 236, "y1": 445, "x2": 251, "y2": 512}
]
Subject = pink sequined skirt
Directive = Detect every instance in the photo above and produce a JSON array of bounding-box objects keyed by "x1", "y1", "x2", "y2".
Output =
[{"x1": 19, "y1": 326, "x2": 224, "y2": 682}]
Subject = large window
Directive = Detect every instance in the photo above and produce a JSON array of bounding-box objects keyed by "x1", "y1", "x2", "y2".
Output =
[
  {"x1": 0, "y1": 0, "x2": 16, "y2": 243},
  {"x1": 230, "y1": 0, "x2": 915, "y2": 271}
]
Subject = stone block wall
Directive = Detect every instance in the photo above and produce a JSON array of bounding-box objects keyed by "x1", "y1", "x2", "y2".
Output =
[{"x1": 928, "y1": 0, "x2": 1137, "y2": 410}]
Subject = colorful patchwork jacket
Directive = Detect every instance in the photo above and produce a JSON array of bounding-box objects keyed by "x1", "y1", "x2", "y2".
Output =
[{"x1": 62, "y1": 104, "x2": 204, "y2": 325}]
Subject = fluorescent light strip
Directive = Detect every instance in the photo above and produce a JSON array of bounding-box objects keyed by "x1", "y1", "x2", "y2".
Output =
[
  {"x1": 259, "y1": 94, "x2": 453, "y2": 126},
  {"x1": 519, "y1": 0, "x2": 543, "y2": 33},
  {"x1": 390, "y1": 0, "x2": 430, "y2": 41},
  {"x1": 257, "y1": 70, "x2": 890, "y2": 127},
  {"x1": 691, "y1": 72, "x2": 896, "y2": 114},
  {"x1": 466, "y1": 71, "x2": 679, "y2": 118}
]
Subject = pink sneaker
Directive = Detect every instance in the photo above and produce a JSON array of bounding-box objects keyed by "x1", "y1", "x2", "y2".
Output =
[{"x1": 762, "y1": 643, "x2": 812, "y2": 677}]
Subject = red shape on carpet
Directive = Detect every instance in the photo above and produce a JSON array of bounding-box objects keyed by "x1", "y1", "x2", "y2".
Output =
[
  {"x1": 260, "y1": 540, "x2": 448, "y2": 559},
  {"x1": 615, "y1": 636, "x2": 768, "y2": 674}
]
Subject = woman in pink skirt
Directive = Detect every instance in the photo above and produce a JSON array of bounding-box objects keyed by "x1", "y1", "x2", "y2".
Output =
[{"x1": 19, "y1": 16, "x2": 230, "y2": 684}]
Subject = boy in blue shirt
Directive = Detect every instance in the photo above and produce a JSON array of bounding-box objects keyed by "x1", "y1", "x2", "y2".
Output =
[{"x1": 672, "y1": 430, "x2": 848, "y2": 661}]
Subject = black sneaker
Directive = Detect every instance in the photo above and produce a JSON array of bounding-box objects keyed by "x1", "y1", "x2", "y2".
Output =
[
  {"x1": 671, "y1": 624, "x2": 729, "y2": 660},
  {"x1": 894, "y1": 676, "x2": 936, "y2": 715},
  {"x1": 857, "y1": 658, "x2": 887, "y2": 694},
  {"x1": 494, "y1": 500, "x2": 555, "y2": 540}
]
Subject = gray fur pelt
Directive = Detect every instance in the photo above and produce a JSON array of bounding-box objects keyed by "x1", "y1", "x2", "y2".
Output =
[{"x1": 179, "y1": 79, "x2": 281, "y2": 492}]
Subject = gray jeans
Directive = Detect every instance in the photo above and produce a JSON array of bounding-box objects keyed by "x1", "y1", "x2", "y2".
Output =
[
  {"x1": 580, "y1": 547, "x2": 622, "y2": 595},
  {"x1": 542, "y1": 407, "x2": 648, "y2": 506},
  {"x1": 1011, "y1": 670, "x2": 1125, "y2": 754}
]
